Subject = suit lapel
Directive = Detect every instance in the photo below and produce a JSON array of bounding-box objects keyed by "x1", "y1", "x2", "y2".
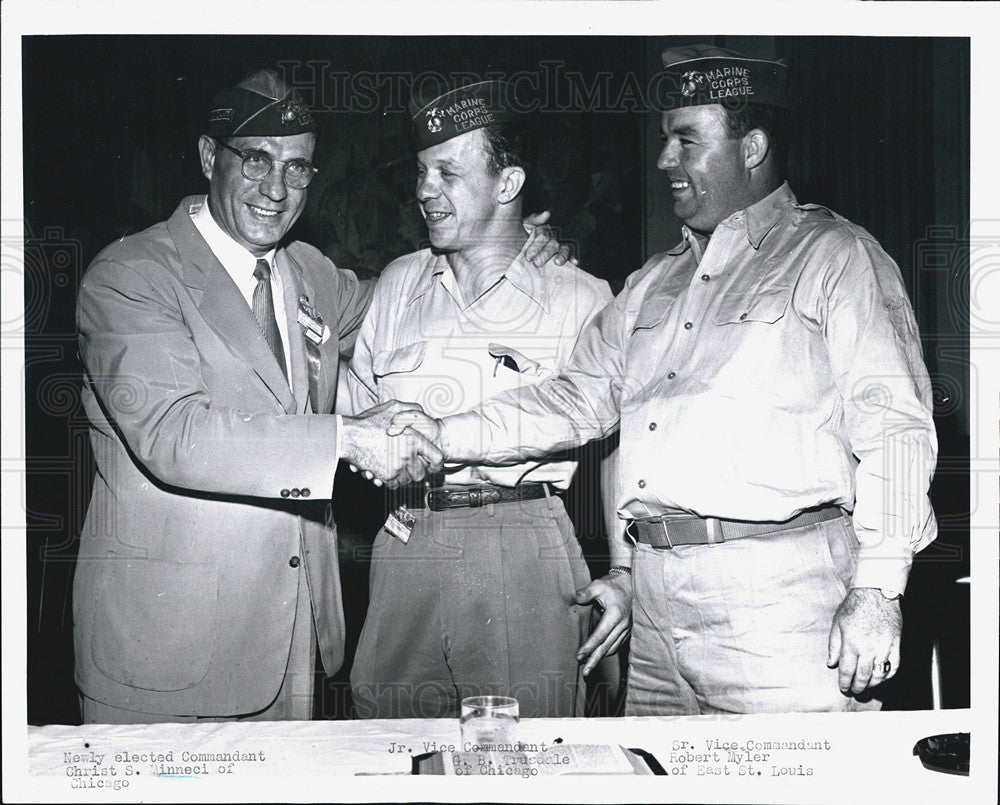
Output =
[
  {"x1": 283, "y1": 247, "x2": 339, "y2": 414},
  {"x1": 277, "y1": 255, "x2": 311, "y2": 414},
  {"x1": 167, "y1": 198, "x2": 295, "y2": 413}
]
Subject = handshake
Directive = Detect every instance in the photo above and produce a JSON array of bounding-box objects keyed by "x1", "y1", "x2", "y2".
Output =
[{"x1": 340, "y1": 401, "x2": 448, "y2": 488}]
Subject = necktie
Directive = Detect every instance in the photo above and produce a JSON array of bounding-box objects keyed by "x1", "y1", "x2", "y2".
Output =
[{"x1": 252, "y1": 259, "x2": 287, "y2": 378}]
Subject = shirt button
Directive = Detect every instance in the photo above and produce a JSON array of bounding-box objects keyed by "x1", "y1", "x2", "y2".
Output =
[
  {"x1": 290, "y1": 488, "x2": 301, "y2": 498},
  {"x1": 701, "y1": 274, "x2": 710, "y2": 282},
  {"x1": 280, "y1": 489, "x2": 291, "y2": 498},
  {"x1": 667, "y1": 371, "x2": 677, "y2": 380},
  {"x1": 289, "y1": 556, "x2": 300, "y2": 568},
  {"x1": 684, "y1": 321, "x2": 693, "y2": 330},
  {"x1": 300, "y1": 488, "x2": 311, "y2": 498},
  {"x1": 649, "y1": 422, "x2": 657, "y2": 431},
  {"x1": 637, "y1": 479, "x2": 647, "y2": 489},
  {"x1": 739, "y1": 312, "x2": 748, "y2": 321}
]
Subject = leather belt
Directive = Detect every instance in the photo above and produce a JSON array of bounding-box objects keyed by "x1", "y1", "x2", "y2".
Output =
[
  {"x1": 628, "y1": 505, "x2": 843, "y2": 549},
  {"x1": 390, "y1": 482, "x2": 552, "y2": 512}
]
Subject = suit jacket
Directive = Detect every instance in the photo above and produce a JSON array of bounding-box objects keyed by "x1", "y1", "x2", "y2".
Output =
[{"x1": 74, "y1": 197, "x2": 372, "y2": 716}]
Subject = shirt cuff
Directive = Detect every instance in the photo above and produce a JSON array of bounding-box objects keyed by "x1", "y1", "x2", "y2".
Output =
[
  {"x1": 849, "y1": 553, "x2": 911, "y2": 599},
  {"x1": 334, "y1": 414, "x2": 343, "y2": 466}
]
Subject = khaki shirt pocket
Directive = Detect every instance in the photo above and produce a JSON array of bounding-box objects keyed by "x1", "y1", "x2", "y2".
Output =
[
  {"x1": 630, "y1": 299, "x2": 671, "y2": 334},
  {"x1": 714, "y1": 285, "x2": 792, "y2": 325},
  {"x1": 487, "y1": 343, "x2": 552, "y2": 378},
  {"x1": 372, "y1": 341, "x2": 428, "y2": 378}
]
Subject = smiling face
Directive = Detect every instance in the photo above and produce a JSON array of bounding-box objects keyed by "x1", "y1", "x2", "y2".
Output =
[
  {"x1": 657, "y1": 105, "x2": 757, "y2": 235},
  {"x1": 199, "y1": 132, "x2": 315, "y2": 256},
  {"x1": 415, "y1": 129, "x2": 508, "y2": 253}
]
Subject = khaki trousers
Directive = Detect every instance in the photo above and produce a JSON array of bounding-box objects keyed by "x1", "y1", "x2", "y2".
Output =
[
  {"x1": 351, "y1": 495, "x2": 590, "y2": 719},
  {"x1": 625, "y1": 515, "x2": 882, "y2": 715}
]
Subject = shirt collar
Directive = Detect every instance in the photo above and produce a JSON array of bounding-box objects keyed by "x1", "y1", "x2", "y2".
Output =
[
  {"x1": 406, "y1": 242, "x2": 551, "y2": 313},
  {"x1": 743, "y1": 181, "x2": 796, "y2": 248},
  {"x1": 668, "y1": 181, "x2": 797, "y2": 255},
  {"x1": 191, "y1": 195, "x2": 277, "y2": 277}
]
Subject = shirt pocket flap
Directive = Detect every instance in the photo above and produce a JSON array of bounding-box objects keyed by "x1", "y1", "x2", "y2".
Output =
[
  {"x1": 630, "y1": 300, "x2": 671, "y2": 333},
  {"x1": 715, "y1": 285, "x2": 792, "y2": 325},
  {"x1": 372, "y1": 341, "x2": 428, "y2": 377},
  {"x1": 487, "y1": 343, "x2": 551, "y2": 378}
]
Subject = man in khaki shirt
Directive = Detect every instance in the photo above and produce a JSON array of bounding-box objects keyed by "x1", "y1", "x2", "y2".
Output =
[
  {"x1": 393, "y1": 48, "x2": 937, "y2": 715},
  {"x1": 347, "y1": 80, "x2": 614, "y2": 718}
]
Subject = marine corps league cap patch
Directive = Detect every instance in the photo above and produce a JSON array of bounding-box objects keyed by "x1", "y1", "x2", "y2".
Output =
[
  {"x1": 656, "y1": 45, "x2": 788, "y2": 110},
  {"x1": 409, "y1": 79, "x2": 514, "y2": 149},
  {"x1": 207, "y1": 68, "x2": 316, "y2": 138}
]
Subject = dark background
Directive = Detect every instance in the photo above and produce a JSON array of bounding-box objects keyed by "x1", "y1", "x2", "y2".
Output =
[{"x1": 21, "y1": 35, "x2": 970, "y2": 724}]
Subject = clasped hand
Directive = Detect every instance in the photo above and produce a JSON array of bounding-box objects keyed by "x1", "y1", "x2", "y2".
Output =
[{"x1": 341, "y1": 402, "x2": 443, "y2": 488}]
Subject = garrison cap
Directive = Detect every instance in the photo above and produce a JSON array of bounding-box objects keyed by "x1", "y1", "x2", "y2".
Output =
[
  {"x1": 408, "y1": 79, "x2": 515, "y2": 150},
  {"x1": 207, "y1": 68, "x2": 316, "y2": 138},
  {"x1": 656, "y1": 44, "x2": 788, "y2": 110}
]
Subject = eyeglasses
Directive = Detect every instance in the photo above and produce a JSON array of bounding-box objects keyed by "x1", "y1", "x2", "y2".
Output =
[{"x1": 213, "y1": 139, "x2": 318, "y2": 190}]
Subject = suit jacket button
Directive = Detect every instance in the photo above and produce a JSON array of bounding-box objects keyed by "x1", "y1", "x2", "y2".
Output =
[
  {"x1": 290, "y1": 488, "x2": 301, "y2": 498},
  {"x1": 280, "y1": 488, "x2": 291, "y2": 498},
  {"x1": 289, "y1": 556, "x2": 300, "y2": 568},
  {"x1": 301, "y1": 488, "x2": 311, "y2": 498}
]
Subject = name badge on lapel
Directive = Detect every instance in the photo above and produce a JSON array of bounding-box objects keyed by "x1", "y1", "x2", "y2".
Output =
[
  {"x1": 298, "y1": 295, "x2": 329, "y2": 413},
  {"x1": 297, "y1": 296, "x2": 331, "y2": 345}
]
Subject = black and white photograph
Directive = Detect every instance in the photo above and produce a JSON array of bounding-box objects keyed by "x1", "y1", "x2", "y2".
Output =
[{"x1": 2, "y1": 2, "x2": 997, "y2": 803}]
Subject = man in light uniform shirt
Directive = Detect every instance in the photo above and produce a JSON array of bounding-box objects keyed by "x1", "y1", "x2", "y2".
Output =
[
  {"x1": 394, "y1": 48, "x2": 938, "y2": 715},
  {"x1": 347, "y1": 80, "x2": 615, "y2": 718}
]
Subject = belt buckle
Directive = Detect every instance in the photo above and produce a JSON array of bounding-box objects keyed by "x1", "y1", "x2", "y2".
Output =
[{"x1": 426, "y1": 488, "x2": 447, "y2": 511}]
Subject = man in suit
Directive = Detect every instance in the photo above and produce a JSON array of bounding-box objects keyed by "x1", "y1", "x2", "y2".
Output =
[{"x1": 74, "y1": 69, "x2": 445, "y2": 723}]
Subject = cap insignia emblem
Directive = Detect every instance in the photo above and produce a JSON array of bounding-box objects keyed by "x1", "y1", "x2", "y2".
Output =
[
  {"x1": 279, "y1": 95, "x2": 314, "y2": 127},
  {"x1": 426, "y1": 107, "x2": 444, "y2": 133},
  {"x1": 681, "y1": 71, "x2": 704, "y2": 98}
]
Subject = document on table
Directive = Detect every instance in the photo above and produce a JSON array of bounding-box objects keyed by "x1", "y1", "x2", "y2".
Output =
[{"x1": 415, "y1": 744, "x2": 659, "y2": 776}]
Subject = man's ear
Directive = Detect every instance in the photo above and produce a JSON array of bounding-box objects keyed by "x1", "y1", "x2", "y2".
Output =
[
  {"x1": 198, "y1": 135, "x2": 217, "y2": 181},
  {"x1": 497, "y1": 166, "x2": 527, "y2": 205},
  {"x1": 743, "y1": 129, "x2": 770, "y2": 171}
]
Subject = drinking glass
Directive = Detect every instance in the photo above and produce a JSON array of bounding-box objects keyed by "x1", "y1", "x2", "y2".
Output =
[{"x1": 459, "y1": 695, "x2": 520, "y2": 750}]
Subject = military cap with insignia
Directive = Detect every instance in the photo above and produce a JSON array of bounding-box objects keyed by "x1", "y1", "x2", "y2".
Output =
[
  {"x1": 207, "y1": 68, "x2": 316, "y2": 138},
  {"x1": 408, "y1": 79, "x2": 516, "y2": 150},
  {"x1": 656, "y1": 44, "x2": 788, "y2": 110}
]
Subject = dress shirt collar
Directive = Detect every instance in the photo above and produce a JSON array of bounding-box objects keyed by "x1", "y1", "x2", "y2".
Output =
[
  {"x1": 191, "y1": 196, "x2": 277, "y2": 278},
  {"x1": 670, "y1": 180, "x2": 798, "y2": 256},
  {"x1": 407, "y1": 242, "x2": 551, "y2": 313}
]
